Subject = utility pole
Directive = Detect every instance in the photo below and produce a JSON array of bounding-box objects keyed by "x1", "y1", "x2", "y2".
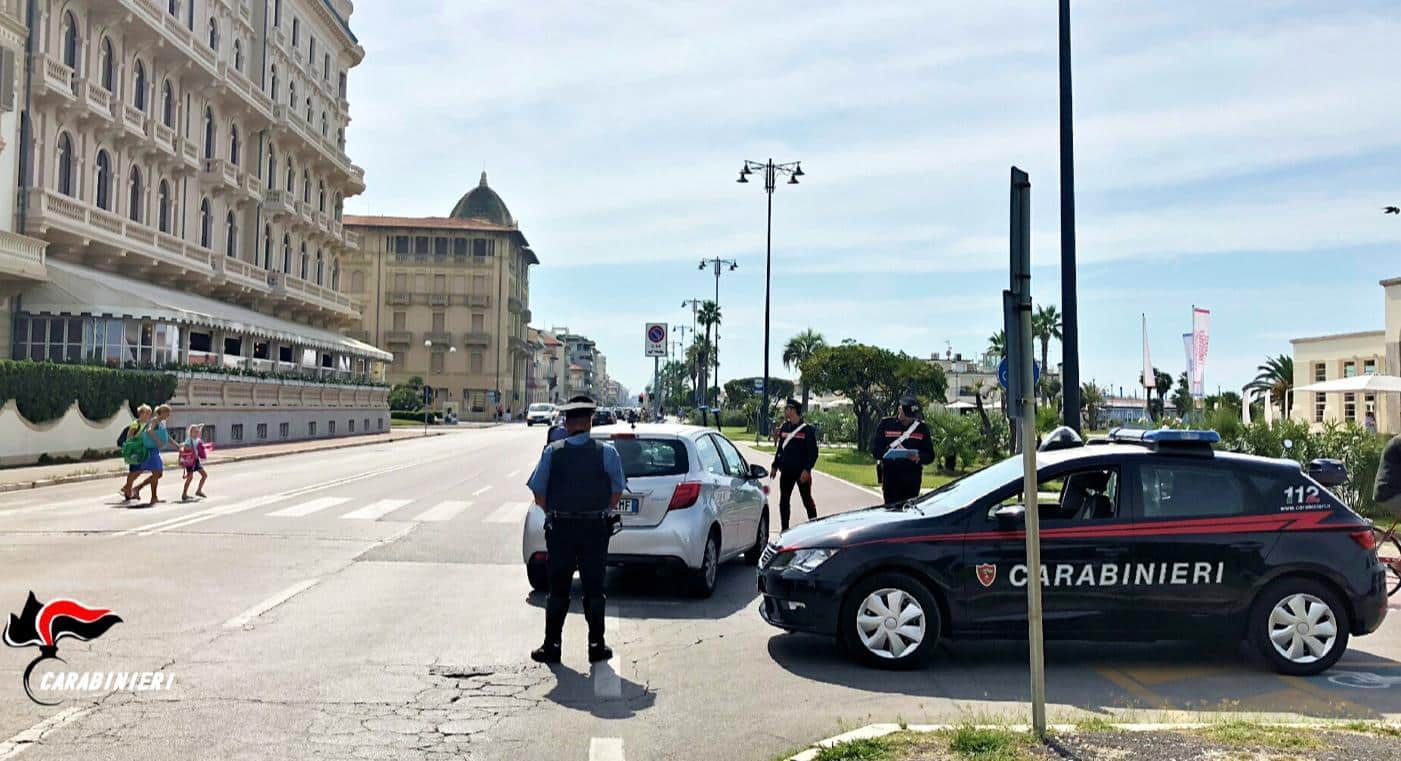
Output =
[
  {"x1": 697, "y1": 259, "x2": 737, "y2": 421},
  {"x1": 681, "y1": 299, "x2": 702, "y2": 407},
  {"x1": 1058, "y1": 0, "x2": 1082, "y2": 433}
]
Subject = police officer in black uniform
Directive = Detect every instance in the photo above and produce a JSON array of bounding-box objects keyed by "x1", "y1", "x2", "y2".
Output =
[
  {"x1": 771, "y1": 399, "x2": 819, "y2": 531},
  {"x1": 526, "y1": 396, "x2": 627, "y2": 664},
  {"x1": 870, "y1": 398, "x2": 935, "y2": 504}
]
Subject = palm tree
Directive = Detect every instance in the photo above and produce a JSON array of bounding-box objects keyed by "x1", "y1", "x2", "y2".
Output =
[
  {"x1": 986, "y1": 330, "x2": 1006, "y2": 359},
  {"x1": 1138, "y1": 367, "x2": 1173, "y2": 421},
  {"x1": 1246, "y1": 354, "x2": 1294, "y2": 416},
  {"x1": 697, "y1": 301, "x2": 721, "y2": 410},
  {"x1": 1080, "y1": 383, "x2": 1105, "y2": 430},
  {"x1": 782, "y1": 329, "x2": 826, "y2": 410},
  {"x1": 1032, "y1": 304, "x2": 1062, "y2": 402}
]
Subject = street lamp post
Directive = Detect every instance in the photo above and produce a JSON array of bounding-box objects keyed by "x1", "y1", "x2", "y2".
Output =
[
  {"x1": 423, "y1": 339, "x2": 455, "y2": 437},
  {"x1": 1058, "y1": 0, "x2": 1082, "y2": 434},
  {"x1": 681, "y1": 299, "x2": 702, "y2": 408},
  {"x1": 698, "y1": 258, "x2": 737, "y2": 424},
  {"x1": 737, "y1": 158, "x2": 803, "y2": 437}
]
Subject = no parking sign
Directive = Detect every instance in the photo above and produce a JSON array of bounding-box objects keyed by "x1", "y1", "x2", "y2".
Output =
[{"x1": 645, "y1": 323, "x2": 667, "y2": 357}]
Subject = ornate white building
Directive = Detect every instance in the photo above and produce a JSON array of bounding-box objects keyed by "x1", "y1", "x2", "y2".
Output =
[{"x1": 8, "y1": 0, "x2": 391, "y2": 445}]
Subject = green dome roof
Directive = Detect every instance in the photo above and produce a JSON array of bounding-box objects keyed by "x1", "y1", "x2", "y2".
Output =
[{"x1": 450, "y1": 172, "x2": 513, "y2": 226}]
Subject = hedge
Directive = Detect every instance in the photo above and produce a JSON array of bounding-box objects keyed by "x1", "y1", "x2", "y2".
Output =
[
  {"x1": 390, "y1": 410, "x2": 437, "y2": 423},
  {"x1": 0, "y1": 360, "x2": 177, "y2": 424}
]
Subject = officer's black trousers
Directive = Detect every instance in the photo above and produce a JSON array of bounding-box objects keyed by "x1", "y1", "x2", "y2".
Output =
[
  {"x1": 544, "y1": 518, "x2": 611, "y2": 645},
  {"x1": 880, "y1": 468, "x2": 922, "y2": 505},
  {"x1": 777, "y1": 469, "x2": 816, "y2": 530}
]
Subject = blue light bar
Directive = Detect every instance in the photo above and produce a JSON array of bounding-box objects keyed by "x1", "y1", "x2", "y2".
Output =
[{"x1": 1108, "y1": 428, "x2": 1221, "y2": 444}]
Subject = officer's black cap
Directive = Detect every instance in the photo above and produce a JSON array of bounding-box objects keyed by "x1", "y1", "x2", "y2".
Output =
[
  {"x1": 899, "y1": 397, "x2": 922, "y2": 418},
  {"x1": 784, "y1": 398, "x2": 802, "y2": 413}
]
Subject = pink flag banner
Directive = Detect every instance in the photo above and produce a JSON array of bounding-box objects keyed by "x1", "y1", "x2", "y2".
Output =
[{"x1": 1191, "y1": 307, "x2": 1210, "y2": 397}]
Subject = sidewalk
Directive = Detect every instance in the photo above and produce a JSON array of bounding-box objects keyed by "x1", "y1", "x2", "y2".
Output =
[{"x1": 0, "y1": 426, "x2": 482, "y2": 493}]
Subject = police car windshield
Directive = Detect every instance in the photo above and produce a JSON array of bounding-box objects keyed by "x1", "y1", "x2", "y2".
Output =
[{"x1": 914, "y1": 456, "x2": 1028, "y2": 515}]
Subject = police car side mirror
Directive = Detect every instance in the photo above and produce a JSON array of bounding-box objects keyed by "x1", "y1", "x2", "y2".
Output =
[
  {"x1": 990, "y1": 504, "x2": 1026, "y2": 524},
  {"x1": 748, "y1": 464, "x2": 769, "y2": 480}
]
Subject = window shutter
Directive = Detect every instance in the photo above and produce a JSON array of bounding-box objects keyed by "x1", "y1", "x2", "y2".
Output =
[{"x1": 0, "y1": 48, "x2": 14, "y2": 111}]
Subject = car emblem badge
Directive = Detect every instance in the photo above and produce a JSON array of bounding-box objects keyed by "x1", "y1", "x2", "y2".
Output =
[{"x1": 976, "y1": 563, "x2": 997, "y2": 588}]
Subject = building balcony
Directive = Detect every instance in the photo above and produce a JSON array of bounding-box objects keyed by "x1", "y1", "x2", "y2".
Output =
[
  {"x1": 177, "y1": 137, "x2": 201, "y2": 174},
  {"x1": 24, "y1": 187, "x2": 213, "y2": 282},
  {"x1": 508, "y1": 296, "x2": 524, "y2": 313},
  {"x1": 522, "y1": 308, "x2": 532, "y2": 323},
  {"x1": 384, "y1": 330, "x2": 413, "y2": 344},
  {"x1": 315, "y1": 211, "x2": 330, "y2": 235},
  {"x1": 0, "y1": 230, "x2": 48, "y2": 283},
  {"x1": 242, "y1": 172, "x2": 264, "y2": 201},
  {"x1": 509, "y1": 336, "x2": 529, "y2": 354},
  {"x1": 467, "y1": 293, "x2": 491, "y2": 308},
  {"x1": 344, "y1": 229, "x2": 361, "y2": 251},
  {"x1": 118, "y1": 103, "x2": 147, "y2": 142},
  {"x1": 265, "y1": 270, "x2": 361, "y2": 324},
  {"x1": 428, "y1": 293, "x2": 449, "y2": 306},
  {"x1": 77, "y1": 79, "x2": 115, "y2": 124},
  {"x1": 346, "y1": 329, "x2": 369, "y2": 343},
  {"x1": 263, "y1": 189, "x2": 297, "y2": 218},
  {"x1": 462, "y1": 332, "x2": 491, "y2": 347},
  {"x1": 200, "y1": 158, "x2": 242, "y2": 195},
  {"x1": 31, "y1": 53, "x2": 75, "y2": 103},
  {"x1": 425, "y1": 331, "x2": 453, "y2": 345},
  {"x1": 386, "y1": 291, "x2": 413, "y2": 306},
  {"x1": 151, "y1": 122, "x2": 178, "y2": 159},
  {"x1": 211, "y1": 252, "x2": 269, "y2": 296}
]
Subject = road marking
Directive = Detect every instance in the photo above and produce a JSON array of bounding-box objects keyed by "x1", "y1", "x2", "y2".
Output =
[
  {"x1": 588, "y1": 737, "x2": 624, "y2": 761},
  {"x1": 1095, "y1": 666, "x2": 1164, "y2": 707},
  {"x1": 415, "y1": 500, "x2": 473, "y2": 522},
  {"x1": 340, "y1": 499, "x2": 413, "y2": 521},
  {"x1": 506, "y1": 469, "x2": 521, "y2": 478},
  {"x1": 471, "y1": 485, "x2": 494, "y2": 497},
  {"x1": 223, "y1": 578, "x2": 320, "y2": 629},
  {"x1": 594, "y1": 609, "x2": 623, "y2": 700},
  {"x1": 808, "y1": 466, "x2": 883, "y2": 498},
  {"x1": 485, "y1": 501, "x2": 531, "y2": 524},
  {"x1": 267, "y1": 497, "x2": 352, "y2": 518},
  {"x1": 0, "y1": 705, "x2": 91, "y2": 759}
]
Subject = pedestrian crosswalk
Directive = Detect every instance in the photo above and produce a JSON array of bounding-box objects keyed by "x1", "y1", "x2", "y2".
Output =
[
  {"x1": 413, "y1": 499, "x2": 473, "y2": 522},
  {"x1": 267, "y1": 497, "x2": 352, "y2": 518},
  {"x1": 339, "y1": 499, "x2": 413, "y2": 521}
]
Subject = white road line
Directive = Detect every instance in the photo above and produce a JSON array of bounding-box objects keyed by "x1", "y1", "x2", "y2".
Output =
[
  {"x1": 594, "y1": 610, "x2": 623, "y2": 700},
  {"x1": 506, "y1": 469, "x2": 521, "y2": 478},
  {"x1": 808, "y1": 465, "x2": 883, "y2": 498},
  {"x1": 0, "y1": 705, "x2": 91, "y2": 760},
  {"x1": 588, "y1": 737, "x2": 624, "y2": 761},
  {"x1": 266, "y1": 497, "x2": 351, "y2": 518},
  {"x1": 471, "y1": 485, "x2": 494, "y2": 497},
  {"x1": 484, "y1": 501, "x2": 530, "y2": 524},
  {"x1": 340, "y1": 499, "x2": 413, "y2": 521},
  {"x1": 222, "y1": 578, "x2": 320, "y2": 629},
  {"x1": 414, "y1": 500, "x2": 472, "y2": 522}
]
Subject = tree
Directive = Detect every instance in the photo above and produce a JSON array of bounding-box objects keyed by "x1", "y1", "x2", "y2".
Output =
[
  {"x1": 1139, "y1": 367, "x2": 1172, "y2": 421},
  {"x1": 388, "y1": 375, "x2": 426, "y2": 411},
  {"x1": 697, "y1": 301, "x2": 721, "y2": 408},
  {"x1": 723, "y1": 377, "x2": 795, "y2": 411},
  {"x1": 986, "y1": 330, "x2": 1005, "y2": 359},
  {"x1": 782, "y1": 329, "x2": 827, "y2": 410},
  {"x1": 1172, "y1": 371, "x2": 1194, "y2": 418},
  {"x1": 1032, "y1": 303, "x2": 1062, "y2": 402},
  {"x1": 1080, "y1": 383, "x2": 1106, "y2": 430},
  {"x1": 1246, "y1": 354, "x2": 1294, "y2": 416},
  {"x1": 800, "y1": 343, "x2": 947, "y2": 446}
]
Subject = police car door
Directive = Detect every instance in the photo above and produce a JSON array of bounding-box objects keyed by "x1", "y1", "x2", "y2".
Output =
[
  {"x1": 1127, "y1": 458, "x2": 1281, "y2": 636},
  {"x1": 964, "y1": 464, "x2": 1132, "y2": 637}
]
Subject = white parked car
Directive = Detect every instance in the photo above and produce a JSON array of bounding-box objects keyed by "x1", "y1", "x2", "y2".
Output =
[
  {"x1": 522, "y1": 424, "x2": 770, "y2": 597},
  {"x1": 526, "y1": 403, "x2": 556, "y2": 426}
]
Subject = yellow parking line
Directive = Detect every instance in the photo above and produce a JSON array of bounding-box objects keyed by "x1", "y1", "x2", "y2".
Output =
[
  {"x1": 1097, "y1": 667, "x2": 1166, "y2": 707},
  {"x1": 1274, "y1": 675, "x2": 1374, "y2": 717}
]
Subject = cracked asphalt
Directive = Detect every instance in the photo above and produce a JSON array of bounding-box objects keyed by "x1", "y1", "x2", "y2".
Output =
[{"x1": 2, "y1": 426, "x2": 1400, "y2": 761}]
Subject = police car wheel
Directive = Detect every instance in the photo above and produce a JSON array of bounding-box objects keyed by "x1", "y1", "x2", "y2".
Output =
[
  {"x1": 841, "y1": 572, "x2": 939, "y2": 669},
  {"x1": 1250, "y1": 578, "x2": 1350, "y2": 676},
  {"x1": 526, "y1": 561, "x2": 549, "y2": 593},
  {"x1": 743, "y1": 510, "x2": 769, "y2": 566}
]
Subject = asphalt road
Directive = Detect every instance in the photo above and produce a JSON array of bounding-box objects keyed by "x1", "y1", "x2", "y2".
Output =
[{"x1": 1, "y1": 426, "x2": 1399, "y2": 761}]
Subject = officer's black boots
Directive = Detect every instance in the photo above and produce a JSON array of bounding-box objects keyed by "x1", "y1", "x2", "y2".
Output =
[
  {"x1": 584, "y1": 597, "x2": 611, "y2": 662},
  {"x1": 532, "y1": 596, "x2": 570, "y2": 664},
  {"x1": 530, "y1": 642, "x2": 561, "y2": 664}
]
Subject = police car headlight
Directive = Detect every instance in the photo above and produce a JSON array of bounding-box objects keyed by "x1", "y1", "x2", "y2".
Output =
[{"x1": 790, "y1": 548, "x2": 839, "y2": 573}]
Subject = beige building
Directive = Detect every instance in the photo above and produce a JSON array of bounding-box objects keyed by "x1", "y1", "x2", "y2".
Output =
[
  {"x1": 343, "y1": 173, "x2": 538, "y2": 420},
  {"x1": 1290, "y1": 276, "x2": 1400, "y2": 434},
  {"x1": 8, "y1": 0, "x2": 390, "y2": 445},
  {"x1": 0, "y1": 0, "x2": 50, "y2": 344}
]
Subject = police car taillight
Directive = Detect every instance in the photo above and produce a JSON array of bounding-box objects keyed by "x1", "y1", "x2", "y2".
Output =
[
  {"x1": 669, "y1": 482, "x2": 702, "y2": 510},
  {"x1": 1351, "y1": 530, "x2": 1377, "y2": 551}
]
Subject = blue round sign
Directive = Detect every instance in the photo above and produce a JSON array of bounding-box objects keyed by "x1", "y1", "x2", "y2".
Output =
[
  {"x1": 997, "y1": 358, "x2": 1040, "y2": 389},
  {"x1": 647, "y1": 325, "x2": 666, "y2": 343}
]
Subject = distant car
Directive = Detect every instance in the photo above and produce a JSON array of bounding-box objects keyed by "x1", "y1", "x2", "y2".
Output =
[
  {"x1": 526, "y1": 403, "x2": 555, "y2": 427},
  {"x1": 592, "y1": 409, "x2": 617, "y2": 427},
  {"x1": 757, "y1": 428, "x2": 1388, "y2": 674},
  {"x1": 522, "y1": 424, "x2": 771, "y2": 598}
]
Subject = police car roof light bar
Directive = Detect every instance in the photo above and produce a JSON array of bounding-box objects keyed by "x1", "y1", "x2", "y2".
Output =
[{"x1": 1107, "y1": 428, "x2": 1220, "y2": 452}]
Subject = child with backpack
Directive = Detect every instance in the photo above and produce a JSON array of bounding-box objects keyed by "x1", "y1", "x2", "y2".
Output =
[
  {"x1": 179, "y1": 424, "x2": 211, "y2": 501},
  {"x1": 119, "y1": 405, "x2": 154, "y2": 502}
]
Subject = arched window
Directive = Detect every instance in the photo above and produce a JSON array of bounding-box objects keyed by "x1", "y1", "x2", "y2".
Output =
[
  {"x1": 61, "y1": 12, "x2": 78, "y2": 69},
  {"x1": 265, "y1": 146, "x2": 275, "y2": 190},
  {"x1": 161, "y1": 80, "x2": 174, "y2": 127},
  {"x1": 94, "y1": 150, "x2": 112, "y2": 210},
  {"x1": 315, "y1": 249, "x2": 324, "y2": 285},
  {"x1": 133, "y1": 60, "x2": 147, "y2": 110},
  {"x1": 157, "y1": 180, "x2": 170, "y2": 232},
  {"x1": 128, "y1": 165, "x2": 143, "y2": 222},
  {"x1": 282, "y1": 233, "x2": 291, "y2": 273},
  {"x1": 233, "y1": 39, "x2": 243, "y2": 72},
  {"x1": 228, "y1": 124, "x2": 240, "y2": 166},
  {"x1": 288, "y1": 81, "x2": 296, "y2": 109},
  {"x1": 263, "y1": 225, "x2": 272, "y2": 269},
  {"x1": 323, "y1": 53, "x2": 330, "y2": 80},
  {"x1": 269, "y1": 64, "x2": 278, "y2": 100},
  {"x1": 99, "y1": 37, "x2": 114, "y2": 92},
  {"x1": 333, "y1": 193, "x2": 342, "y2": 221},
  {"x1": 225, "y1": 211, "x2": 237, "y2": 258},
  {"x1": 317, "y1": 181, "x2": 324, "y2": 212},
  {"x1": 301, "y1": 169, "x2": 310, "y2": 203},
  {"x1": 202, "y1": 107, "x2": 215, "y2": 160},
  {"x1": 304, "y1": 96, "x2": 312, "y2": 124},
  {"x1": 168, "y1": 0, "x2": 178, "y2": 16},
  {"x1": 330, "y1": 258, "x2": 339, "y2": 290},
  {"x1": 198, "y1": 198, "x2": 211, "y2": 248},
  {"x1": 56, "y1": 132, "x2": 74, "y2": 196},
  {"x1": 336, "y1": 128, "x2": 344, "y2": 150},
  {"x1": 284, "y1": 156, "x2": 293, "y2": 192},
  {"x1": 207, "y1": 17, "x2": 219, "y2": 51},
  {"x1": 299, "y1": 242, "x2": 307, "y2": 279},
  {"x1": 320, "y1": 111, "x2": 327, "y2": 137}
]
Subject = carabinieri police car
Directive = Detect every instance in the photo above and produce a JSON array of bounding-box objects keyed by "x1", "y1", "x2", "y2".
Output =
[{"x1": 757, "y1": 429, "x2": 1388, "y2": 675}]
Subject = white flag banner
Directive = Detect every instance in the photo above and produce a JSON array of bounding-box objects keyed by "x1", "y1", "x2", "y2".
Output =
[
  {"x1": 1142, "y1": 314, "x2": 1154, "y2": 390},
  {"x1": 1182, "y1": 333, "x2": 1195, "y2": 393},
  {"x1": 1242, "y1": 390, "x2": 1252, "y2": 425},
  {"x1": 1191, "y1": 307, "x2": 1211, "y2": 397},
  {"x1": 1263, "y1": 389, "x2": 1274, "y2": 425}
]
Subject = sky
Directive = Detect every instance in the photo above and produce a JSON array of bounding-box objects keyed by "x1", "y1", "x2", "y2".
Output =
[{"x1": 342, "y1": 0, "x2": 1401, "y2": 400}]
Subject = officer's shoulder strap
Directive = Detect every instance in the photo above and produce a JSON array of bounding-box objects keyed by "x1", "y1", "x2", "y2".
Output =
[{"x1": 548, "y1": 439, "x2": 569, "y2": 453}]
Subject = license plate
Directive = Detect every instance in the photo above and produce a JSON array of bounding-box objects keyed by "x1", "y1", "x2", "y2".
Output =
[{"x1": 615, "y1": 498, "x2": 639, "y2": 514}]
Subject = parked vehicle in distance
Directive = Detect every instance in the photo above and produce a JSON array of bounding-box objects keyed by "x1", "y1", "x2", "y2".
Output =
[
  {"x1": 526, "y1": 403, "x2": 556, "y2": 427},
  {"x1": 523, "y1": 424, "x2": 770, "y2": 598}
]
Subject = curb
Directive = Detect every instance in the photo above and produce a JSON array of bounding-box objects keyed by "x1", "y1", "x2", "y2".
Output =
[
  {"x1": 0, "y1": 432, "x2": 446, "y2": 494},
  {"x1": 784, "y1": 720, "x2": 1401, "y2": 760}
]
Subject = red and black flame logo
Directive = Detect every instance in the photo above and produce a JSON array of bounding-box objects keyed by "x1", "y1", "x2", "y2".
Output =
[{"x1": 4, "y1": 592, "x2": 122, "y2": 705}]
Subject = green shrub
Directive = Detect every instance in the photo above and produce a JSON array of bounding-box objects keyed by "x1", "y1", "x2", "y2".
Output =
[
  {"x1": 1216, "y1": 418, "x2": 1386, "y2": 514},
  {"x1": 1035, "y1": 404, "x2": 1061, "y2": 434},
  {"x1": 0, "y1": 360, "x2": 176, "y2": 424},
  {"x1": 390, "y1": 410, "x2": 437, "y2": 423},
  {"x1": 928, "y1": 412, "x2": 982, "y2": 472},
  {"x1": 807, "y1": 407, "x2": 857, "y2": 444},
  {"x1": 718, "y1": 409, "x2": 751, "y2": 429}
]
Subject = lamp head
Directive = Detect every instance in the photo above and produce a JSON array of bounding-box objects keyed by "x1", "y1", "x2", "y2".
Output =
[
  {"x1": 737, "y1": 172, "x2": 748, "y2": 183},
  {"x1": 788, "y1": 175, "x2": 799, "y2": 185},
  {"x1": 729, "y1": 262, "x2": 737, "y2": 271},
  {"x1": 793, "y1": 164, "x2": 804, "y2": 177}
]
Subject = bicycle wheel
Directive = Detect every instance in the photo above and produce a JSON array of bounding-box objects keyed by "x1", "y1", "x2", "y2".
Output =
[{"x1": 1377, "y1": 531, "x2": 1401, "y2": 597}]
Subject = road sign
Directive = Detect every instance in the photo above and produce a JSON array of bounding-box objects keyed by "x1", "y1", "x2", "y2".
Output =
[
  {"x1": 752, "y1": 377, "x2": 763, "y2": 392},
  {"x1": 645, "y1": 323, "x2": 667, "y2": 357},
  {"x1": 997, "y1": 358, "x2": 1041, "y2": 389}
]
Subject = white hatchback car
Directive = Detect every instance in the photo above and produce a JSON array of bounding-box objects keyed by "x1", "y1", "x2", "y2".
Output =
[
  {"x1": 525, "y1": 403, "x2": 556, "y2": 426},
  {"x1": 522, "y1": 424, "x2": 770, "y2": 597}
]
